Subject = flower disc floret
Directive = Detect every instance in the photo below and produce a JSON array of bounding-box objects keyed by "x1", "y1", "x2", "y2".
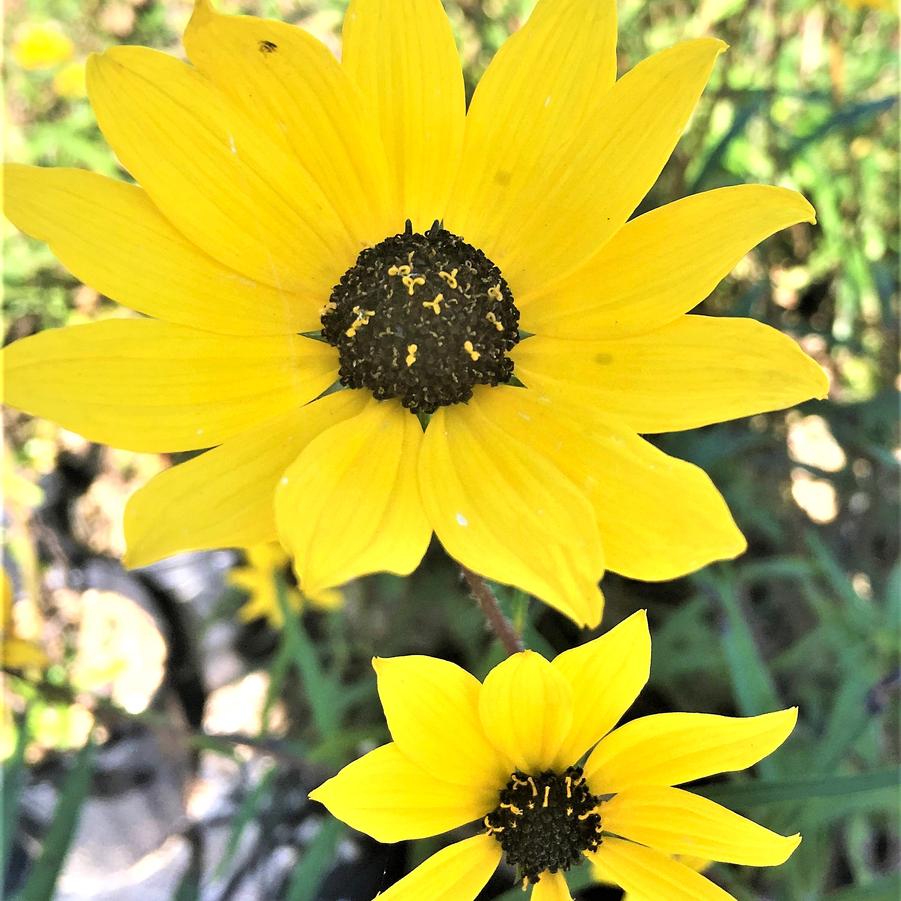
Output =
[
  {"x1": 322, "y1": 220, "x2": 520, "y2": 414},
  {"x1": 484, "y1": 766, "x2": 603, "y2": 884}
]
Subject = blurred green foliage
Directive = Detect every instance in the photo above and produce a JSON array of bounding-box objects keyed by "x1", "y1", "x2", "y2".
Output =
[{"x1": 2, "y1": 0, "x2": 898, "y2": 899}]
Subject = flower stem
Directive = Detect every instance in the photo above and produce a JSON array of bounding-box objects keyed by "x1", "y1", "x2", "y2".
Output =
[{"x1": 461, "y1": 567, "x2": 524, "y2": 656}]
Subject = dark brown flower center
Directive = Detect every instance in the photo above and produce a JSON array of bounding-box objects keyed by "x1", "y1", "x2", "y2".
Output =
[
  {"x1": 484, "y1": 766, "x2": 603, "y2": 885},
  {"x1": 322, "y1": 221, "x2": 520, "y2": 415}
]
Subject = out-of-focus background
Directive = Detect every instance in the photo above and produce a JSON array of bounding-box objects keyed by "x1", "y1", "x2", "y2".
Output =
[{"x1": 2, "y1": 0, "x2": 899, "y2": 898}]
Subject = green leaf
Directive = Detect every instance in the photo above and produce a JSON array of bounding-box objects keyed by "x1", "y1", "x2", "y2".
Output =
[
  {"x1": 825, "y1": 874, "x2": 901, "y2": 901},
  {"x1": 283, "y1": 818, "x2": 344, "y2": 901},
  {"x1": 274, "y1": 574, "x2": 341, "y2": 740},
  {"x1": 215, "y1": 766, "x2": 278, "y2": 877},
  {"x1": 2, "y1": 712, "x2": 30, "y2": 881},
  {"x1": 697, "y1": 768, "x2": 900, "y2": 809},
  {"x1": 20, "y1": 738, "x2": 95, "y2": 901}
]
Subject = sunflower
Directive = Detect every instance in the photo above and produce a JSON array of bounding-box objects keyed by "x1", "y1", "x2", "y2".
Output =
[
  {"x1": 229, "y1": 542, "x2": 341, "y2": 629},
  {"x1": 310, "y1": 611, "x2": 801, "y2": 899},
  {"x1": 3, "y1": 0, "x2": 827, "y2": 627}
]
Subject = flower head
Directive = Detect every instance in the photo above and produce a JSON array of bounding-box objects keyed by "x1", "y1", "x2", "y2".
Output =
[
  {"x1": 310, "y1": 612, "x2": 801, "y2": 899},
  {"x1": 3, "y1": 0, "x2": 827, "y2": 626},
  {"x1": 11, "y1": 21, "x2": 74, "y2": 71},
  {"x1": 229, "y1": 542, "x2": 341, "y2": 628}
]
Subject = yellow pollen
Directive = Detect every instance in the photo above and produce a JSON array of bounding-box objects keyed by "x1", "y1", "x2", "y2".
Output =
[
  {"x1": 438, "y1": 268, "x2": 459, "y2": 289},
  {"x1": 422, "y1": 293, "x2": 444, "y2": 315},
  {"x1": 578, "y1": 811, "x2": 595, "y2": 821},
  {"x1": 402, "y1": 274, "x2": 426, "y2": 295},
  {"x1": 511, "y1": 775, "x2": 529, "y2": 788},
  {"x1": 405, "y1": 344, "x2": 418, "y2": 367},
  {"x1": 500, "y1": 802, "x2": 523, "y2": 816},
  {"x1": 566, "y1": 806, "x2": 574, "y2": 816},
  {"x1": 542, "y1": 786, "x2": 551, "y2": 808},
  {"x1": 487, "y1": 284, "x2": 503, "y2": 301},
  {"x1": 464, "y1": 340, "x2": 480, "y2": 361},
  {"x1": 565, "y1": 776, "x2": 572, "y2": 799},
  {"x1": 387, "y1": 263, "x2": 412, "y2": 277},
  {"x1": 485, "y1": 311, "x2": 504, "y2": 332},
  {"x1": 526, "y1": 776, "x2": 538, "y2": 797},
  {"x1": 320, "y1": 300, "x2": 337, "y2": 315}
]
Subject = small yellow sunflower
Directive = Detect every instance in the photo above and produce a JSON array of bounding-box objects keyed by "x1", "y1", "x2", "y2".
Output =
[
  {"x1": 11, "y1": 21, "x2": 74, "y2": 71},
  {"x1": 229, "y1": 542, "x2": 341, "y2": 628},
  {"x1": 310, "y1": 612, "x2": 801, "y2": 899},
  {"x1": 3, "y1": 0, "x2": 827, "y2": 627}
]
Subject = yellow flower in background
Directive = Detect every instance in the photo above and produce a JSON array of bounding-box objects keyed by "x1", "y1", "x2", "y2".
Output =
[
  {"x1": 310, "y1": 612, "x2": 801, "y2": 899},
  {"x1": 52, "y1": 60, "x2": 87, "y2": 99},
  {"x1": 11, "y1": 21, "x2": 74, "y2": 71},
  {"x1": 1, "y1": 572, "x2": 48, "y2": 671},
  {"x1": 3, "y1": 0, "x2": 827, "y2": 627},
  {"x1": 229, "y1": 542, "x2": 342, "y2": 628}
]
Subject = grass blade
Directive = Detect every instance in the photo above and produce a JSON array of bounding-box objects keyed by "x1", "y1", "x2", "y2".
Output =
[
  {"x1": 2, "y1": 711, "x2": 30, "y2": 881},
  {"x1": 20, "y1": 738, "x2": 95, "y2": 901},
  {"x1": 274, "y1": 574, "x2": 341, "y2": 740},
  {"x1": 698, "y1": 768, "x2": 900, "y2": 809},
  {"x1": 283, "y1": 818, "x2": 344, "y2": 901}
]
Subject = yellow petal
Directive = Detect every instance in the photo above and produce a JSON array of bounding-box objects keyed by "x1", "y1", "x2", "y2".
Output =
[
  {"x1": 513, "y1": 316, "x2": 829, "y2": 434},
  {"x1": 520, "y1": 185, "x2": 816, "y2": 339},
  {"x1": 377, "y1": 834, "x2": 502, "y2": 901},
  {"x1": 184, "y1": 1, "x2": 395, "y2": 248},
  {"x1": 3, "y1": 164, "x2": 319, "y2": 336},
  {"x1": 454, "y1": 387, "x2": 744, "y2": 583},
  {"x1": 602, "y1": 785, "x2": 801, "y2": 866},
  {"x1": 124, "y1": 392, "x2": 367, "y2": 568},
  {"x1": 584, "y1": 708, "x2": 798, "y2": 792},
  {"x1": 590, "y1": 837, "x2": 734, "y2": 900},
  {"x1": 551, "y1": 611, "x2": 650, "y2": 768},
  {"x1": 373, "y1": 655, "x2": 509, "y2": 790},
  {"x1": 532, "y1": 871, "x2": 574, "y2": 901},
  {"x1": 3, "y1": 637, "x2": 49, "y2": 671},
  {"x1": 1, "y1": 572, "x2": 12, "y2": 625},
  {"x1": 418, "y1": 387, "x2": 605, "y2": 627},
  {"x1": 341, "y1": 0, "x2": 465, "y2": 230},
  {"x1": 478, "y1": 650, "x2": 574, "y2": 773},
  {"x1": 447, "y1": 0, "x2": 616, "y2": 282},
  {"x1": 275, "y1": 398, "x2": 431, "y2": 595},
  {"x1": 308, "y1": 587, "x2": 343, "y2": 611},
  {"x1": 2, "y1": 320, "x2": 337, "y2": 453},
  {"x1": 87, "y1": 47, "x2": 355, "y2": 294},
  {"x1": 449, "y1": 38, "x2": 724, "y2": 297},
  {"x1": 308, "y1": 743, "x2": 491, "y2": 842}
]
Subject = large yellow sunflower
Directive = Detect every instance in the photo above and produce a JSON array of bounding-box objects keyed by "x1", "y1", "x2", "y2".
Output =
[
  {"x1": 310, "y1": 612, "x2": 801, "y2": 898},
  {"x1": 3, "y1": 0, "x2": 827, "y2": 627}
]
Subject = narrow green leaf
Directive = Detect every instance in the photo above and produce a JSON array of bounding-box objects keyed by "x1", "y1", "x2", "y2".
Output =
[
  {"x1": 284, "y1": 818, "x2": 344, "y2": 901},
  {"x1": 2, "y1": 712, "x2": 30, "y2": 880},
  {"x1": 697, "y1": 768, "x2": 900, "y2": 809},
  {"x1": 825, "y1": 873, "x2": 901, "y2": 901},
  {"x1": 700, "y1": 569, "x2": 782, "y2": 716},
  {"x1": 20, "y1": 738, "x2": 95, "y2": 901},
  {"x1": 215, "y1": 766, "x2": 277, "y2": 877},
  {"x1": 274, "y1": 574, "x2": 341, "y2": 740}
]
